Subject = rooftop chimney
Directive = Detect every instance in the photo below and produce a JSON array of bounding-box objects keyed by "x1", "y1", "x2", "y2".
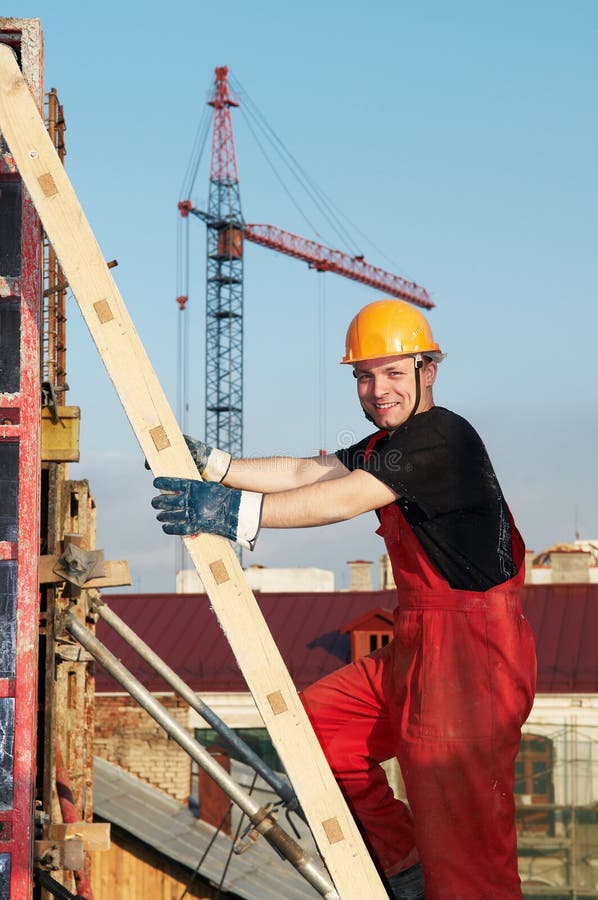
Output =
[
  {"x1": 380, "y1": 554, "x2": 396, "y2": 590},
  {"x1": 551, "y1": 550, "x2": 590, "y2": 583},
  {"x1": 197, "y1": 745, "x2": 231, "y2": 834},
  {"x1": 347, "y1": 560, "x2": 373, "y2": 592}
]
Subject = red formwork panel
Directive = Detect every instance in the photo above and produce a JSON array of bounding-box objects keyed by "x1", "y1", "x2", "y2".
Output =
[{"x1": 0, "y1": 18, "x2": 43, "y2": 899}]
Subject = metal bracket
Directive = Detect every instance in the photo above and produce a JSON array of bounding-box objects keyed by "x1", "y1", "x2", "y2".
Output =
[
  {"x1": 234, "y1": 803, "x2": 276, "y2": 855},
  {"x1": 52, "y1": 545, "x2": 105, "y2": 587}
]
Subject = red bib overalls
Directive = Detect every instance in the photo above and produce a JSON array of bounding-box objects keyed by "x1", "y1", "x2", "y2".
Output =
[{"x1": 301, "y1": 432, "x2": 537, "y2": 898}]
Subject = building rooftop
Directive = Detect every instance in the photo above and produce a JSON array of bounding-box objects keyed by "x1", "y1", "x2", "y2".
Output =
[
  {"x1": 97, "y1": 589, "x2": 390, "y2": 692},
  {"x1": 96, "y1": 584, "x2": 598, "y2": 695},
  {"x1": 94, "y1": 756, "x2": 321, "y2": 899},
  {"x1": 522, "y1": 583, "x2": 598, "y2": 692}
]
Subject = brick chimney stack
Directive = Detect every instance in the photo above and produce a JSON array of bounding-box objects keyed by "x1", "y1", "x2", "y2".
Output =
[{"x1": 347, "y1": 560, "x2": 373, "y2": 591}]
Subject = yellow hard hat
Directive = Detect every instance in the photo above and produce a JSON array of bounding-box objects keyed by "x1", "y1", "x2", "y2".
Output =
[{"x1": 341, "y1": 299, "x2": 443, "y2": 364}]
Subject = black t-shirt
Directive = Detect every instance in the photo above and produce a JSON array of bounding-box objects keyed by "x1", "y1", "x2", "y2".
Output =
[{"x1": 336, "y1": 406, "x2": 516, "y2": 591}]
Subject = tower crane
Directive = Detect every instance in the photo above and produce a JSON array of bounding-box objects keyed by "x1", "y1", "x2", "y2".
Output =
[{"x1": 178, "y1": 65, "x2": 433, "y2": 459}]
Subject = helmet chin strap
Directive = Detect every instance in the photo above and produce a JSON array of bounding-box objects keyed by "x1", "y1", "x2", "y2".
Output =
[{"x1": 405, "y1": 353, "x2": 424, "y2": 423}]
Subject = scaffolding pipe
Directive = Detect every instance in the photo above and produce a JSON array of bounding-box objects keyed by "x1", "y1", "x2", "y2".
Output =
[
  {"x1": 90, "y1": 595, "x2": 303, "y2": 817},
  {"x1": 64, "y1": 613, "x2": 338, "y2": 900}
]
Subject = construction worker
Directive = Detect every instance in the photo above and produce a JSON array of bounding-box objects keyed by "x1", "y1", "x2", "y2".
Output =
[{"x1": 152, "y1": 299, "x2": 537, "y2": 899}]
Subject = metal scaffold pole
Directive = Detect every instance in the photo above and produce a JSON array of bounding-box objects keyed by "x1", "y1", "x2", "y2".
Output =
[
  {"x1": 89, "y1": 593, "x2": 303, "y2": 818},
  {"x1": 64, "y1": 612, "x2": 338, "y2": 900}
]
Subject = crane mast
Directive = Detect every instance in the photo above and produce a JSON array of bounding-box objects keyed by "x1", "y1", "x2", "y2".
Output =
[
  {"x1": 180, "y1": 65, "x2": 434, "y2": 460},
  {"x1": 205, "y1": 66, "x2": 244, "y2": 459}
]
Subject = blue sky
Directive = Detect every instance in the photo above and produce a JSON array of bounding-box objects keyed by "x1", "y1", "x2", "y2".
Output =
[{"x1": 9, "y1": 1, "x2": 598, "y2": 590}]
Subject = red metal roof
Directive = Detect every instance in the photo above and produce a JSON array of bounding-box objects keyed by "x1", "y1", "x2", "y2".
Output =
[
  {"x1": 95, "y1": 584, "x2": 598, "y2": 695},
  {"x1": 519, "y1": 584, "x2": 598, "y2": 693}
]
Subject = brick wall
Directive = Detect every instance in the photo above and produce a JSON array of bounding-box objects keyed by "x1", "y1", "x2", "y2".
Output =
[{"x1": 94, "y1": 694, "x2": 191, "y2": 802}]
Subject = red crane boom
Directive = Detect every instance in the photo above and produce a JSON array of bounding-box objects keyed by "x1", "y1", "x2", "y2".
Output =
[
  {"x1": 244, "y1": 222, "x2": 433, "y2": 309},
  {"x1": 178, "y1": 202, "x2": 434, "y2": 310}
]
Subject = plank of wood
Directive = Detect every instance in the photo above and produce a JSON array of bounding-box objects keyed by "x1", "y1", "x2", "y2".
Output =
[
  {"x1": 0, "y1": 45, "x2": 386, "y2": 897},
  {"x1": 35, "y1": 838, "x2": 85, "y2": 871},
  {"x1": 39, "y1": 556, "x2": 131, "y2": 588},
  {"x1": 48, "y1": 823, "x2": 110, "y2": 853}
]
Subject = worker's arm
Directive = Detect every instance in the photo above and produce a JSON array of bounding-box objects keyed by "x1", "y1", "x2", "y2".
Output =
[
  {"x1": 183, "y1": 433, "x2": 349, "y2": 491},
  {"x1": 223, "y1": 453, "x2": 349, "y2": 492},
  {"x1": 260, "y1": 468, "x2": 397, "y2": 527},
  {"x1": 152, "y1": 468, "x2": 397, "y2": 550}
]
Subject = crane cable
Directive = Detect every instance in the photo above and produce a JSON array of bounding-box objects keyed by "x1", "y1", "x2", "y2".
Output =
[
  {"x1": 180, "y1": 103, "x2": 212, "y2": 199},
  {"x1": 318, "y1": 274, "x2": 327, "y2": 455},
  {"x1": 176, "y1": 212, "x2": 190, "y2": 432},
  {"x1": 174, "y1": 212, "x2": 191, "y2": 579},
  {"x1": 230, "y1": 72, "x2": 417, "y2": 280},
  {"x1": 175, "y1": 105, "x2": 211, "y2": 580},
  {"x1": 237, "y1": 100, "x2": 322, "y2": 241},
  {"x1": 176, "y1": 102, "x2": 212, "y2": 439},
  {"x1": 230, "y1": 75, "x2": 335, "y2": 451},
  {"x1": 231, "y1": 73, "x2": 360, "y2": 257},
  {"x1": 178, "y1": 772, "x2": 259, "y2": 900},
  {"x1": 176, "y1": 98, "x2": 212, "y2": 429}
]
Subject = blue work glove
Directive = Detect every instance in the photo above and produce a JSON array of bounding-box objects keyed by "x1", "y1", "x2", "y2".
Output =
[
  {"x1": 184, "y1": 435, "x2": 232, "y2": 483},
  {"x1": 143, "y1": 436, "x2": 230, "y2": 480},
  {"x1": 152, "y1": 476, "x2": 263, "y2": 550}
]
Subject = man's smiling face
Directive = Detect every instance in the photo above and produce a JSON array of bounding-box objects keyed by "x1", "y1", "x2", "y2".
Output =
[{"x1": 354, "y1": 354, "x2": 437, "y2": 431}]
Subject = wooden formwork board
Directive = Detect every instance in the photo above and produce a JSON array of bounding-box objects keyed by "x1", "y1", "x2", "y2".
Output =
[{"x1": 0, "y1": 45, "x2": 386, "y2": 898}]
